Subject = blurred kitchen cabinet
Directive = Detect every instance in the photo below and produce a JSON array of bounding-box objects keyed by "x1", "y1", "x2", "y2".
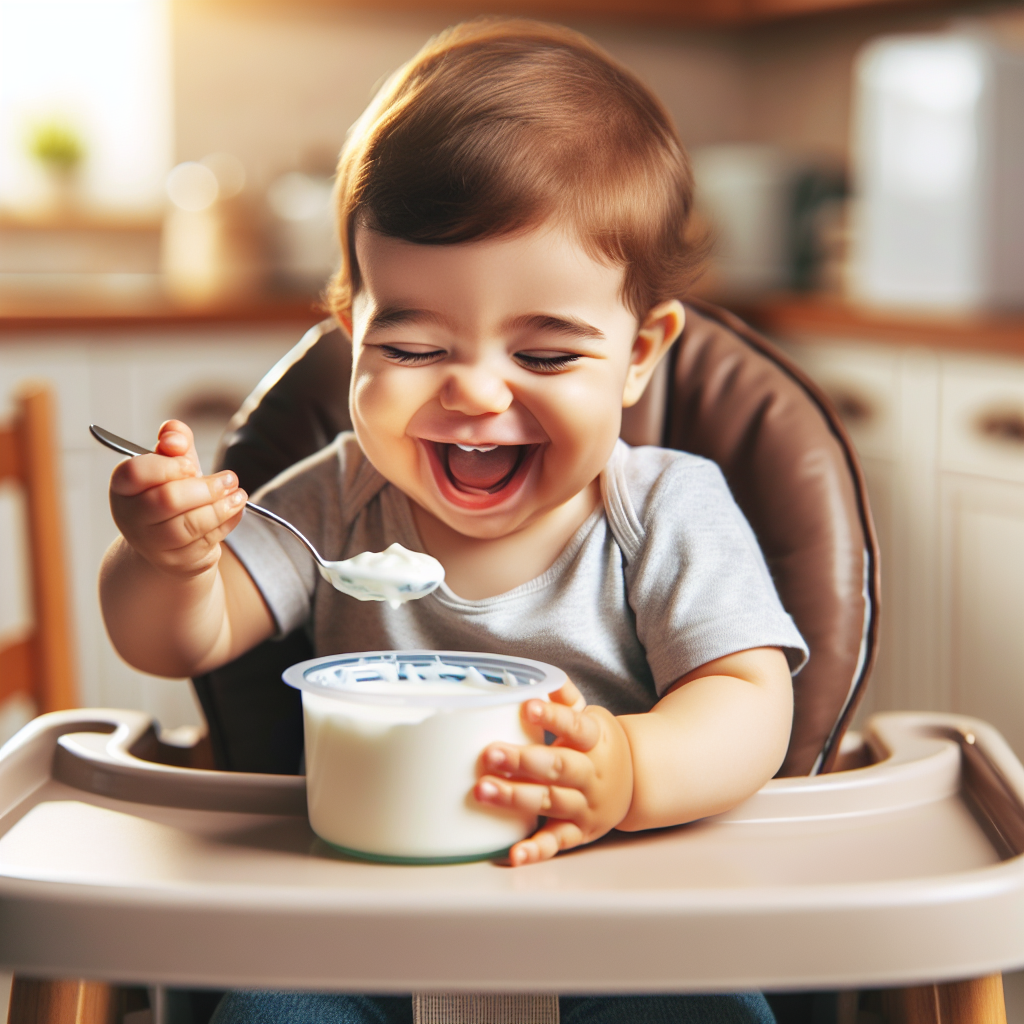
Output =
[
  {"x1": 0, "y1": 322, "x2": 311, "y2": 740},
  {"x1": 783, "y1": 338, "x2": 1024, "y2": 758},
  {"x1": 941, "y1": 475, "x2": 1024, "y2": 755},
  {"x1": 939, "y1": 355, "x2": 1024, "y2": 757},
  {"x1": 781, "y1": 340, "x2": 915, "y2": 724}
]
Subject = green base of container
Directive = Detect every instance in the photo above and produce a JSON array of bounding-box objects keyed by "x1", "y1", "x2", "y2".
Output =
[{"x1": 322, "y1": 839, "x2": 513, "y2": 865}]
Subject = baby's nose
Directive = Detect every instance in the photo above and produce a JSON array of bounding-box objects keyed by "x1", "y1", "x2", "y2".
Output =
[{"x1": 438, "y1": 366, "x2": 513, "y2": 416}]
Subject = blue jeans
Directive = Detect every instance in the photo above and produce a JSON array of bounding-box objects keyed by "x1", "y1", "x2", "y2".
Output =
[{"x1": 210, "y1": 992, "x2": 776, "y2": 1024}]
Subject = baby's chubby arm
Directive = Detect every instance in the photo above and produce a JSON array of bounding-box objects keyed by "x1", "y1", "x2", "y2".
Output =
[
  {"x1": 99, "y1": 421, "x2": 276, "y2": 678},
  {"x1": 473, "y1": 647, "x2": 792, "y2": 866}
]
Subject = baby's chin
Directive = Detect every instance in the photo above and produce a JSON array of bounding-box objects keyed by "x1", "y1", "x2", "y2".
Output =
[{"x1": 412, "y1": 496, "x2": 553, "y2": 541}]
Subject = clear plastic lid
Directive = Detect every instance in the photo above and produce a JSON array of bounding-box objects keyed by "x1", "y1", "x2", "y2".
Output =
[{"x1": 282, "y1": 650, "x2": 567, "y2": 708}]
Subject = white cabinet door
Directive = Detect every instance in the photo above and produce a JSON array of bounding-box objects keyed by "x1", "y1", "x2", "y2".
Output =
[
  {"x1": 941, "y1": 475, "x2": 1024, "y2": 756},
  {"x1": 781, "y1": 340, "x2": 906, "y2": 722},
  {"x1": 767, "y1": 338, "x2": 1024, "y2": 762},
  {"x1": 940, "y1": 354, "x2": 1024, "y2": 758}
]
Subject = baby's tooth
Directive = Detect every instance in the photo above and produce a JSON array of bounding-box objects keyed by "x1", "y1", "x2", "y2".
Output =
[{"x1": 455, "y1": 443, "x2": 499, "y2": 452}]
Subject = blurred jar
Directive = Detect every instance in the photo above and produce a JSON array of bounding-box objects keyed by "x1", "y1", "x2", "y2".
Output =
[
  {"x1": 266, "y1": 171, "x2": 339, "y2": 292},
  {"x1": 161, "y1": 154, "x2": 267, "y2": 304},
  {"x1": 691, "y1": 144, "x2": 845, "y2": 297}
]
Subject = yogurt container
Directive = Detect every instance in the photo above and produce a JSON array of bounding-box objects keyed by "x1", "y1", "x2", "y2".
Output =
[{"x1": 283, "y1": 651, "x2": 567, "y2": 863}]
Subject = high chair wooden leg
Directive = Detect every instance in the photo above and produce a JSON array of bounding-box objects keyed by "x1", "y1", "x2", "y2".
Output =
[
  {"x1": 878, "y1": 973, "x2": 1006, "y2": 1024},
  {"x1": 8, "y1": 978, "x2": 118, "y2": 1024}
]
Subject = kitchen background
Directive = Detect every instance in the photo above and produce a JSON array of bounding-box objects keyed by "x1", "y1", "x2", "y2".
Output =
[{"x1": 3, "y1": 0, "x2": 1024, "y2": 1010}]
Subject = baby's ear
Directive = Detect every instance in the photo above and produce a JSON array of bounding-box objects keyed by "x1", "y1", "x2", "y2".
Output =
[{"x1": 622, "y1": 300, "x2": 685, "y2": 408}]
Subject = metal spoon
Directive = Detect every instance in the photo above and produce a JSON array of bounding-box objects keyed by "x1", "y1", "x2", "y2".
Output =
[{"x1": 89, "y1": 425, "x2": 444, "y2": 607}]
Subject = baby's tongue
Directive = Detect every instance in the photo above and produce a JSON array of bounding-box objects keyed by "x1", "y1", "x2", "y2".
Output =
[{"x1": 446, "y1": 444, "x2": 519, "y2": 490}]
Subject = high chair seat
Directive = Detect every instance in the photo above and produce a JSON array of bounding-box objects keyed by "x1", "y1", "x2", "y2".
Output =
[{"x1": 194, "y1": 300, "x2": 878, "y2": 779}]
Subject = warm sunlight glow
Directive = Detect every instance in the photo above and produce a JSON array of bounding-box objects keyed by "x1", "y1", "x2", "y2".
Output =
[{"x1": 0, "y1": 0, "x2": 173, "y2": 212}]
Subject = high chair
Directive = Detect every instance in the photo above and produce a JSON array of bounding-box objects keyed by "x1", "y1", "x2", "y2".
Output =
[
  {"x1": 193, "y1": 300, "x2": 878, "y2": 780},
  {"x1": 2, "y1": 305, "x2": 1019, "y2": 1024}
]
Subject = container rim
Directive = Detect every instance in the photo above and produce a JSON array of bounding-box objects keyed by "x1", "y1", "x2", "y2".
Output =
[{"x1": 282, "y1": 650, "x2": 567, "y2": 708}]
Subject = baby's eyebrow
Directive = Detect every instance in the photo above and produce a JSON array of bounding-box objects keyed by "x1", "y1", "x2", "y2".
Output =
[
  {"x1": 364, "y1": 305, "x2": 453, "y2": 333},
  {"x1": 504, "y1": 313, "x2": 605, "y2": 340}
]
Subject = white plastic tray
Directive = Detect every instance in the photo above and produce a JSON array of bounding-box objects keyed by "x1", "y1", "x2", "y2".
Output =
[{"x1": 0, "y1": 709, "x2": 1022, "y2": 993}]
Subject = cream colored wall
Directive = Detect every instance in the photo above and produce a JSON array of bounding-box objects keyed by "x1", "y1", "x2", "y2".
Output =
[
  {"x1": 172, "y1": 5, "x2": 452, "y2": 185},
  {"x1": 171, "y1": 2, "x2": 1024, "y2": 186},
  {"x1": 170, "y1": 3, "x2": 749, "y2": 183},
  {"x1": 587, "y1": 23, "x2": 749, "y2": 146}
]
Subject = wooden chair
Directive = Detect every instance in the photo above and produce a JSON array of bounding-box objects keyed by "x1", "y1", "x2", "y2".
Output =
[
  {"x1": 0, "y1": 384, "x2": 76, "y2": 717},
  {"x1": 2, "y1": 385, "x2": 91, "y2": 1024}
]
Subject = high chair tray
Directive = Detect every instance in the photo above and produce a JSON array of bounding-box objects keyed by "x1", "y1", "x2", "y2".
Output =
[{"x1": 0, "y1": 708, "x2": 1022, "y2": 993}]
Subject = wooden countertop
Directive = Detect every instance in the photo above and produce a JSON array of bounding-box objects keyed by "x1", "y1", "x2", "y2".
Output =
[
  {"x1": 0, "y1": 291, "x2": 327, "y2": 333},
  {"x1": 5, "y1": 289, "x2": 1024, "y2": 355},
  {"x1": 734, "y1": 294, "x2": 1024, "y2": 357}
]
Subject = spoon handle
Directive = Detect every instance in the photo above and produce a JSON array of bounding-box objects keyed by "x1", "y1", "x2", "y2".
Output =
[
  {"x1": 241, "y1": 501, "x2": 327, "y2": 567},
  {"x1": 89, "y1": 424, "x2": 328, "y2": 568},
  {"x1": 89, "y1": 425, "x2": 151, "y2": 457}
]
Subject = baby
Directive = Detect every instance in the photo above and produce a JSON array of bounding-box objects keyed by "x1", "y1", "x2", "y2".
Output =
[{"x1": 101, "y1": 18, "x2": 805, "y2": 1024}]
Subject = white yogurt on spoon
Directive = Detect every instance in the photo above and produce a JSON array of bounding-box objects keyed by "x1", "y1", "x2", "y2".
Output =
[{"x1": 318, "y1": 542, "x2": 445, "y2": 608}]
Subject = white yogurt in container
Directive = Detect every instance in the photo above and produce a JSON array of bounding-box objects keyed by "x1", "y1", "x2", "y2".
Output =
[{"x1": 283, "y1": 651, "x2": 566, "y2": 863}]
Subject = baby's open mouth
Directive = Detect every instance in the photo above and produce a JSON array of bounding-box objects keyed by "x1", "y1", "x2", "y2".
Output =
[{"x1": 435, "y1": 442, "x2": 531, "y2": 494}]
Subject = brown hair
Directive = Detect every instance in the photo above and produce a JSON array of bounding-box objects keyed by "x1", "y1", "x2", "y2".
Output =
[{"x1": 327, "y1": 18, "x2": 705, "y2": 323}]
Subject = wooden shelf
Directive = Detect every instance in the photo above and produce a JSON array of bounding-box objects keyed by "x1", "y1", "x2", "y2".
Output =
[
  {"x1": 734, "y1": 293, "x2": 1024, "y2": 358},
  {"x1": 0, "y1": 209, "x2": 162, "y2": 234}
]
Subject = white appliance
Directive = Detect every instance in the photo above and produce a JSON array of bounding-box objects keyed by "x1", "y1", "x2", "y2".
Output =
[{"x1": 852, "y1": 33, "x2": 1024, "y2": 311}]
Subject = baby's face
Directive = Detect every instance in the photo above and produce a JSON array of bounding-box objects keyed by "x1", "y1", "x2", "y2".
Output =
[{"x1": 349, "y1": 223, "x2": 644, "y2": 540}]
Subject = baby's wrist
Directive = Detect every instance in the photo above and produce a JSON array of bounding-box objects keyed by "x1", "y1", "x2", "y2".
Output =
[{"x1": 125, "y1": 537, "x2": 223, "y2": 584}]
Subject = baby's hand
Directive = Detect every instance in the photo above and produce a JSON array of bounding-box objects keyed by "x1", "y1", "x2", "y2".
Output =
[
  {"x1": 474, "y1": 680, "x2": 634, "y2": 866},
  {"x1": 109, "y1": 420, "x2": 247, "y2": 578}
]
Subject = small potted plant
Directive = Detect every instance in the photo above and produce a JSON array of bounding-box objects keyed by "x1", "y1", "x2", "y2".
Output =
[{"x1": 26, "y1": 118, "x2": 86, "y2": 213}]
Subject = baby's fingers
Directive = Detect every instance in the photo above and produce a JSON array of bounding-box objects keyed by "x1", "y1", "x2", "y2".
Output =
[
  {"x1": 146, "y1": 486, "x2": 248, "y2": 550},
  {"x1": 508, "y1": 821, "x2": 585, "y2": 867},
  {"x1": 155, "y1": 420, "x2": 203, "y2": 475},
  {"x1": 480, "y1": 741, "x2": 592, "y2": 790},
  {"x1": 522, "y1": 698, "x2": 601, "y2": 752},
  {"x1": 125, "y1": 471, "x2": 242, "y2": 528},
  {"x1": 474, "y1": 775, "x2": 588, "y2": 821},
  {"x1": 110, "y1": 451, "x2": 199, "y2": 498},
  {"x1": 549, "y1": 679, "x2": 587, "y2": 712}
]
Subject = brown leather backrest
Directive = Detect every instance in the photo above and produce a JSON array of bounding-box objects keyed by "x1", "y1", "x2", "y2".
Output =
[
  {"x1": 624, "y1": 301, "x2": 878, "y2": 776},
  {"x1": 195, "y1": 303, "x2": 878, "y2": 777}
]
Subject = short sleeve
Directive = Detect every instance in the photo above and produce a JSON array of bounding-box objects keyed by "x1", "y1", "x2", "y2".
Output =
[
  {"x1": 225, "y1": 441, "x2": 343, "y2": 637},
  {"x1": 615, "y1": 449, "x2": 808, "y2": 695}
]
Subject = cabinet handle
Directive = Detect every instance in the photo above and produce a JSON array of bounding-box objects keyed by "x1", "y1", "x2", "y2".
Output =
[
  {"x1": 172, "y1": 391, "x2": 245, "y2": 424},
  {"x1": 826, "y1": 388, "x2": 874, "y2": 427},
  {"x1": 975, "y1": 408, "x2": 1024, "y2": 446}
]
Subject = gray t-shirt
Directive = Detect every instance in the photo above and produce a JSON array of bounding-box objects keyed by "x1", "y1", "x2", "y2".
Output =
[{"x1": 227, "y1": 434, "x2": 807, "y2": 717}]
